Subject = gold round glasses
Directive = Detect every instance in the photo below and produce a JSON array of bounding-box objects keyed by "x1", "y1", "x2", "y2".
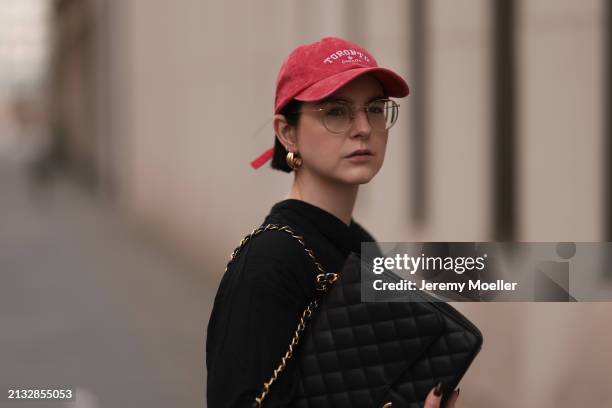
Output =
[{"x1": 294, "y1": 98, "x2": 400, "y2": 134}]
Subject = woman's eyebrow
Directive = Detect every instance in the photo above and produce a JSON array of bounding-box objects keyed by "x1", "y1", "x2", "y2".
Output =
[
  {"x1": 316, "y1": 95, "x2": 386, "y2": 105},
  {"x1": 366, "y1": 95, "x2": 386, "y2": 103},
  {"x1": 315, "y1": 97, "x2": 349, "y2": 105}
]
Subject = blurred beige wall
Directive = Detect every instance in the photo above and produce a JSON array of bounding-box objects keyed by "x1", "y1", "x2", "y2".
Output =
[
  {"x1": 105, "y1": 0, "x2": 609, "y2": 268},
  {"x1": 519, "y1": 0, "x2": 604, "y2": 241}
]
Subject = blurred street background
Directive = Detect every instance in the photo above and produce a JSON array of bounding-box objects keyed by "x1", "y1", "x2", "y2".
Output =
[
  {"x1": 1, "y1": 0, "x2": 611, "y2": 407},
  {"x1": 0, "y1": 159, "x2": 215, "y2": 407}
]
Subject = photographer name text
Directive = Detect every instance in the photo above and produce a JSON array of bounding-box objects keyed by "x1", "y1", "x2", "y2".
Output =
[{"x1": 372, "y1": 279, "x2": 518, "y2": 292}]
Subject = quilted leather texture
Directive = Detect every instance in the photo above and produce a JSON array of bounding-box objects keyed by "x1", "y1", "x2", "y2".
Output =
[{"x1": 291, "y1": 253, "x2": 483, "y2": 408}]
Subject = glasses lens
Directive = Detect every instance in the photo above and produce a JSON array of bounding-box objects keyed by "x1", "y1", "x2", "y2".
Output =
[
  {"x1": 320, "y1": 100, "x2": 399, "y2": 133},
  {"x1": 367, "y1": 99, "x2": 399, "y2": 130},
  {"x1": 322, "y1": 103, "x2": 351, "y2": 133}
]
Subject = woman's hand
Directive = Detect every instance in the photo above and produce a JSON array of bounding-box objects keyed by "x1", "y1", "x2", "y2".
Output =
[{"x1": 424, "y1": 383, "x2": 460, "y2": 408}]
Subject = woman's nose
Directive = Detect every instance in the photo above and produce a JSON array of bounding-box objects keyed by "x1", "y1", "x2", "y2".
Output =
[{"x1": 349, "y1": 109, "x2": 372, "y2": 138}]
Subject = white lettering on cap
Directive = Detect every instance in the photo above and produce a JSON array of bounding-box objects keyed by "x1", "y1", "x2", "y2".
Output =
[{"x1": 323, "y1": 48, "x2": 372, "y2": 65}]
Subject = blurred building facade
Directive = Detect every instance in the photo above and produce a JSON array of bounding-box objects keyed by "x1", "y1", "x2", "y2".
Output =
[
  {"x1": 49, "y1": 0, "x2": 107, "y2": 187},
  {"x1": 48, "y1": 0, "x2": 609, "y2": 258},
  {"x1": 47, "y1": 1, "x2": 611, "y2": 407}
]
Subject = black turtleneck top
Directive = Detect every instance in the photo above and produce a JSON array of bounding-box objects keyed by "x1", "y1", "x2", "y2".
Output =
[{"x1": 206, "y1": 199, "x2": 377, "y2": 407}]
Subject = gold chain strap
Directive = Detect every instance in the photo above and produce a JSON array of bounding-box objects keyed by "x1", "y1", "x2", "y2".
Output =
[{"x1": 223, "y1": 224, "x2": 339, "y2": 407}]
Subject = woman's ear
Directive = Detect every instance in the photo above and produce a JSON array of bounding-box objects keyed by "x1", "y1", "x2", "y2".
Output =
[{"x1": 273, "y1": 114, "x2": 298, "y2": 151}]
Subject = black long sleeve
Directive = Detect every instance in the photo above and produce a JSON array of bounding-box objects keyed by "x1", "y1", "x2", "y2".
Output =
[{"x1": 206, "y1": 199, "x2": 377, "y2": 408}]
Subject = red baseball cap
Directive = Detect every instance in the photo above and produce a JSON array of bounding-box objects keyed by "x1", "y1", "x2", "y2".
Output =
[{"x1": 251, "y1": 37, "x2": 410, "y2": 169}]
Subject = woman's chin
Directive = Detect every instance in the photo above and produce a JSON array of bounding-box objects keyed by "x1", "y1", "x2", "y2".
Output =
[{"x1": 339, "y1": 167, "x2": 378, "y2": 185}]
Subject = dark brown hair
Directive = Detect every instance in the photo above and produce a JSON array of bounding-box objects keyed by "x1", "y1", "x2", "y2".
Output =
[{"x1": 271, "y1": 99, "x2": 303, "y2": 172}]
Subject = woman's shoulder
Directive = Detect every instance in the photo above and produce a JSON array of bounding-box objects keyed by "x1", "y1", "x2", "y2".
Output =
[
  {"x1": 214, "y1": 226, "x2": 314, "y2": 305},
  {"x1": 245, "y1": 226, "x2": 310, "y2": 266},
  {"x1": 224, "y1": 225, "x2": 315, "y2": 302}
]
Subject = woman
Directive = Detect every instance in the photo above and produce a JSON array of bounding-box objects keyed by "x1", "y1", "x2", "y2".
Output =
[{"x1": 206, "y1": 37, "x2": 460, "y2": 408}]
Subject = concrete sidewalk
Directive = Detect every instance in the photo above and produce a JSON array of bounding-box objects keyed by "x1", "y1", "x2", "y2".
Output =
[{"x1": 0, "y1": 159, "x2": 216, "y2": 408}]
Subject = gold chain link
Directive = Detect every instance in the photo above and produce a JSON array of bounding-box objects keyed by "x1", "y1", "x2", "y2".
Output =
[{"x1": 223, "y1": 224, "x2": 339, "y2": 407}]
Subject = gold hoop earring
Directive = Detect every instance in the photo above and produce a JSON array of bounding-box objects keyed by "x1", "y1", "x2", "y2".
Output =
[{"x1": 286, "y1": 151, "x2": 302, "y2": 170}]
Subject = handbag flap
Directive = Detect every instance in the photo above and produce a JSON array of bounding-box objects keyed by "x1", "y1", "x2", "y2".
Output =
[{"x1": 296, "y1": 253, "x2": 445, "y2": 407}]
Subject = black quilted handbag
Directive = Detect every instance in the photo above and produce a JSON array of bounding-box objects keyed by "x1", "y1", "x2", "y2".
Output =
[
  {"x1": 236, "y1": 225, "x2": 482, "y2": 408},
  {"x1": 289, "y1": 252, "x2": 483, "y2": 407}
]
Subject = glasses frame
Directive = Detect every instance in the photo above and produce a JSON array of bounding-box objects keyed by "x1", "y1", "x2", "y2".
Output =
[{"x1": 291, "y1": 98, "x2": 400, "y2": 134}]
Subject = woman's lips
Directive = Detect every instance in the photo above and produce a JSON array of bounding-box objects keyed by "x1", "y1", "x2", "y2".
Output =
[
  {"x1": 346, "y1": 149, "x2": 373, "y2": 158},
  {"x1": 345, "y1": 149, "x2": 373, "y2": 162}
]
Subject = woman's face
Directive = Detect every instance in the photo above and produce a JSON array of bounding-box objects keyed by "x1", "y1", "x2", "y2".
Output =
[{"x1": 295, "y1": 75, "x2": 389, "y2": 185}]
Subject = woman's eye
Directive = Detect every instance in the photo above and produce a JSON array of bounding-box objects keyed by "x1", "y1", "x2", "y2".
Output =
[
  {"x1": 326, "y1": 107, "x2": 348, "y2": 117},
  {"x1": 368, "y1": 106, "x2": 385, "y2": 115}
]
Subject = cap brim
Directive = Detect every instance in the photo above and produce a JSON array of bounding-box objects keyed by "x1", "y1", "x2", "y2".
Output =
[{"x1": 293, "y1": 67, "x2": 409, "y2": 103}]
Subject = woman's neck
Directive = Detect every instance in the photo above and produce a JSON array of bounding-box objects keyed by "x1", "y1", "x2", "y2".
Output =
[{"x1": 285, "y1": 169, "x2": 358, "y2": 226}]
